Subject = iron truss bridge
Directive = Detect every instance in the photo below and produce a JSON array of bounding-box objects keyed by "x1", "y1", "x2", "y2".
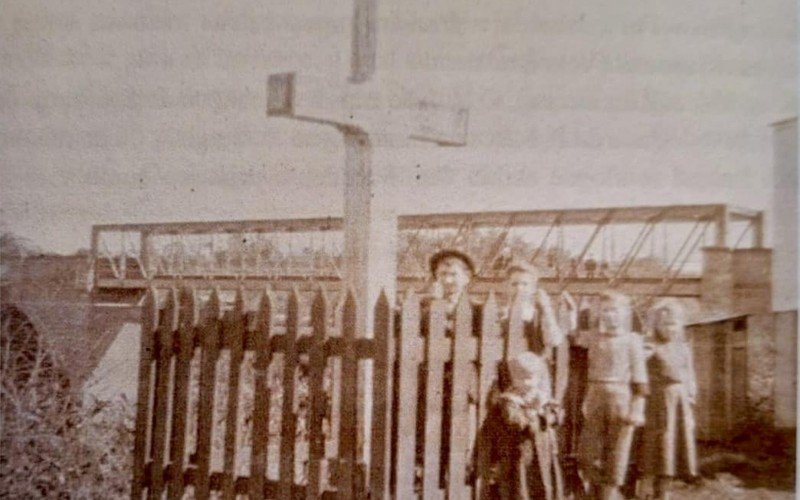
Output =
[{"x1": 90, "y1": 203, "x2": 763, "y2": 300}]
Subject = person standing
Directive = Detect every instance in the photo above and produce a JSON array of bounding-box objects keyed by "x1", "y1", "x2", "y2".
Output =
[
  {"x1": 578, "y1": 291, "x2": 649, "y2": 500},
  {"x1": 414, "y1": 249, "x2": 481, "y2": 491},
  {"x1": 503, "y1": 260, "x2": 573, "y2": 415},
  {"x1": 481, "y1": 351, "x2": 562, "y2": 499},
  {"x1": 475, "y1": 261, "x2": 575, "y2": 499},
  {"x1": 642, "y1": 299, "x2": 698, "y2": 500}
]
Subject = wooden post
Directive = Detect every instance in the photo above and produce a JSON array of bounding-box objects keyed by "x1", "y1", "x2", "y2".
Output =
[
  {"x1": 715, "y1": 205, "x2": 729, "y2": 248},
  {"x1": 753, "y1": 211, "x2": 764, "y2": 248},
  {"x1": 341, "y1": 128, "x2": 398, "y2": 470},
  {"x1": 140, "y1": 230, "x2": 152, "y2": 279},
  {"x1": 350, "y1": 0, "x2": 377, "y2": 83},
  {"x1": 266, "y1": 0, "x2": 467, "y2": 485}
]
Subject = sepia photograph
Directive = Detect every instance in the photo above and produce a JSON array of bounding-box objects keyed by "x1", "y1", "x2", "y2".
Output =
[{"x1": 1, "y1": 0, "x2": 797, "y2": 498}]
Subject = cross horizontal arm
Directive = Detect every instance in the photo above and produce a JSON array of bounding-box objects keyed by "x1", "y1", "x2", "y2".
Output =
[{"x1": 267, "y1": 72, "x2": 467, "y2": 146}]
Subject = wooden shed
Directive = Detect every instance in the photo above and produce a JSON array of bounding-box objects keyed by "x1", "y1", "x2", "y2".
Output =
[{"x1": 686, "y1": 314, "x2": 748, "y2": 441}]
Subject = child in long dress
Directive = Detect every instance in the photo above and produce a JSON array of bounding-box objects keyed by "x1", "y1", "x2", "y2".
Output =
[
  {"x1": 481, "y1": 351, "x2": 563, "y2": 499},
  {"x1": 642, "y1": 299, "x2": 698, "y2": 499}
]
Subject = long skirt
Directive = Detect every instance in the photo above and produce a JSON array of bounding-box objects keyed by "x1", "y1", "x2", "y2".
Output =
[
  {"x1": 642, "y1": 382, "x2": 698, "y2": 478},
  {"x1": 477, "y1": 410, "x2": 559, "y2": 499}
]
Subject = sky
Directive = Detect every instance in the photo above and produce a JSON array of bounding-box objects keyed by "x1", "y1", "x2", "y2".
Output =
[{"x1": 1, "y1": 0, "x2": 796, "y2": 254}]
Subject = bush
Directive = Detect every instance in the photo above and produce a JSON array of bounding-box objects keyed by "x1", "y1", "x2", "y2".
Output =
[{"x1": 1, "y1": 310, "x2": 134, "y2": 498}]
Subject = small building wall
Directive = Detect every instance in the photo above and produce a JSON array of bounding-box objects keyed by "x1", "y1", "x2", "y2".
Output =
[
  {"x1": 745, "y1": 313, "x2": 777, "y2": 425},
  {"x1": 688, "y1": 317, "x2": 748, "y2": 441},
  {"x1": 770, "y1": 118, "x2": 798, "y2": 313},
  {"x1": 773, "y1": 310, "x2": 798, "y2": 428}
]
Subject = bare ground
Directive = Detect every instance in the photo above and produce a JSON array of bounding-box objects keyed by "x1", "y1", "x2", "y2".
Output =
[{"x1": 666, "y1": 430, "x2": 796, "y2": 500}]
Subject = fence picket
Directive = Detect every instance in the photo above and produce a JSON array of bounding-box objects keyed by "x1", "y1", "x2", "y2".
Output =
[
  {"x1": 133, "y1": 283, "x2": 524, "y2": 500},
  {"x1": 222, "y1": 289, "x2": 246, "y2": 498},
  {"x1": 422, "y1": 300, "x2": 447, "y2": 500},
  {"x1": 249, "y1": 289, "x2": 275, "y2": 499},
  {"x1": 338, "y1": 290, "x2": 360, "y2": 498},
  {"x1": 307, "y1": 288, "x2": 330, "y2": 499},
  {"x1": 150, "y1": 288, "x2": 178, "y2": 498},
  {"x1": 475, "y1": 293, "x2": 501, "y2": 496},
  {"x1": 168, "y1": 287, "x2": 197, "y2": 499},
  {"x1": 394, "y1": 293, "x2": 421, "y2": 499},
  {"x1": 279, "y1": 288, "x2": 301, "y2": 498},
  {"x1": 447, "y1": 296, "x2": 475, "y2": 498},
  {"x1": 132, "y1": 288, "x2": 158, "y2": 499},
  {"x1": 369, "y1": 290, "x2": 393, "y2": 499},
  {"x1": 195, "y1": 288, "x2": 222, "y2": 499}
]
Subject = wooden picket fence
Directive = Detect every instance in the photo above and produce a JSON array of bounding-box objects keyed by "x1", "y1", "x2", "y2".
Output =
[{"x1": 131, "y1": 285, "x2": 531, "y2": 499}]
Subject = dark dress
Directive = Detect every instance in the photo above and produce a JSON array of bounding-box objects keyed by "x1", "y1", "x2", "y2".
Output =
[
  {"x1": 642, "y1": 341, "x2": 698, "y2": 478},
  {"x1": 473, "y1": 308, "x2": 568, "y2": 499}
]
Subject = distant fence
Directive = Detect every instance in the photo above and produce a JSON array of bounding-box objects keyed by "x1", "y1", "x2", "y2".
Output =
[{"x1": 131, "y1": 285, "x2": 515, "y2": 499}]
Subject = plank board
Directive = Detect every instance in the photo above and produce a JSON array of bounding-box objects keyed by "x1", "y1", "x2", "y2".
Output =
[
  {"x1": 168, "y1": 287, "x2": 197, "y2": 500},
  {"x1": 194, "y1": 289, "x2": 222, "y2": 499},
  {"x1": 221, "y1": 289, "x2": 245, "y2": 498},
  {"x1": 150, "y1": 288, "x2": 178, "y2": 497},
  {"x1": 475, "y1": 293, "x2": 501, "y2": 496},
  {"x1": 369, "y1": 290, "x2": 393, "y2": 499},
  {"x1": 337, "y1": 290, "x2": 360, "y2": 498},
  {"x1": 278, "y1": 289, "x2": 301, "y2": 497},
  {"x1": 394, "y1": 293, "x2": 421, "y2": 499},
  {"x1": 422, "y1": 300, "x2": 447, "y2": 500},
  {"x1": 447, "y1": 296, "x2": 475, "y2": 498},
  {"x1": 325, "y1": 295, "x2": 345, "y2": 490},
  {"x1": 132, "y1": 288, "x2": 158, "y2": 498},
  {"x1": 249, "y1": 289, "x2": 275, "y2": 499},
  {"x1": 306, "y1": 288, "x2": 330, "y2": 499}
]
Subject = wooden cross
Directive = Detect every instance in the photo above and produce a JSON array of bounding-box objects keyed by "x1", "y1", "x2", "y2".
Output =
[
  {"x1": 267, "y1": 0, "x2": 468, "y2": 486},
  {"x1": 268, "y1": 16, "x2": 468, "y2": 300}
]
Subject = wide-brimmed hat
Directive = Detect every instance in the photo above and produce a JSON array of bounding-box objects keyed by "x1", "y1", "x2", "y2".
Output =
[{"x1": 428, "y1": 249, "x2": 476, "y2": 276}]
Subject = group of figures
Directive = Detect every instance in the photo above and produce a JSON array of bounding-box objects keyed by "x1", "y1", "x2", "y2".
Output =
[{"x1": 419, "y1": 249, "x2": 698, "y2": 500}]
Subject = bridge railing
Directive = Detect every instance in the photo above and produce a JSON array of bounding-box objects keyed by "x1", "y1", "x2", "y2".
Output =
[{"x1": 94, "y1": 204, "x2": 764, "y2": 301}]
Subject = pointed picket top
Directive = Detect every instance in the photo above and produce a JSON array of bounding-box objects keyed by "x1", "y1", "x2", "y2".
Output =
[
  {"x1": 375, "y1": 288, "x2": 391, "y2": 317},
  {"x1": 142, "y1": 286, "x2": 159, "y2": 333},
  {"x1": 374, "y1": 287, "x2": 392, "y2": 340},
  {"x1": 287, "y1": 286, "x2": 302, "y2": 332},
  {"x1": 257, "y1": 287, "x2": 274, "y2": 332},
  {"x1": 232, "y1": 287, "x2": 246, "y2": 320},
  {"x1": 207, "y1": 287, "x2": 223, "y2": 321},
  {"x1": 342, "y1": 287, "x2": 359, "y2": 339},
  {"x1": 311, "y1": 285, "x2": 330, "y2": 330},
  {"x1": 163, "y1": 286, "x2": 180, "y2": 332},
  {"x1": 179, "y1": 286, "x2": 199, "y2": 329}
]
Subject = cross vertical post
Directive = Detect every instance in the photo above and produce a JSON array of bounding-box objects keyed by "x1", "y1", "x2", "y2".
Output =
[{"x1": 267, "y1": 0, "x2": 468, "y2": 491}]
